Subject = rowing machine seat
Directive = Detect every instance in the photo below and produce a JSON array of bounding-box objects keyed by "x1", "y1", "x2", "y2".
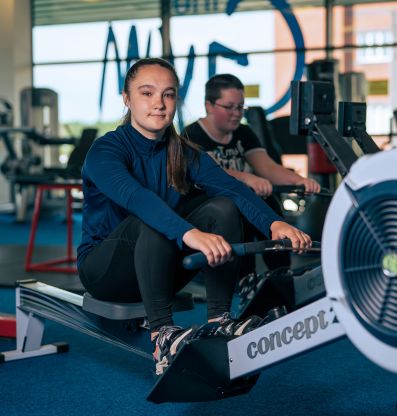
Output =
[
  {"x1": 82, "y1": 293, "x2": 146, "y2": 320},
  {"x1": 82, "y1": 291, "x2": 194, "y2": 320}
]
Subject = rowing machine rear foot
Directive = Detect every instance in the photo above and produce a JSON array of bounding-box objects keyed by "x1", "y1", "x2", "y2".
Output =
[{"x1": 147, "y1": 336, "x2": 259, "y2": 403}]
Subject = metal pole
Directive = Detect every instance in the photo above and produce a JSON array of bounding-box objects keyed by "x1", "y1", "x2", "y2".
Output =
[
  {"x1": 325, "y1": 0, "x2": 334, "y2": 59},
  {"x1": 343, "y1": 5, "x2": 353, "y2": 72},
  {"x1": 161, "y1": 0, "x2": 171, "y2": 60}
]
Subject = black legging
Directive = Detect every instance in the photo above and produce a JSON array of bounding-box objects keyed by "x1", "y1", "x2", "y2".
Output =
[{"x1": 78, "y1": 196, "x2": 243, "y2": 331}]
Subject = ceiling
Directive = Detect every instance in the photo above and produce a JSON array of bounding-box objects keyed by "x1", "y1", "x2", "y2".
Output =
[{"x1": 33, "y1": 0, "x2": 393, "y2": 26}]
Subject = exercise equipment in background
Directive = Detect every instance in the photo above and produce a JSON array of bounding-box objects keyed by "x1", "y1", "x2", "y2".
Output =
[
  {"x1": 305, "y1": 60, "x2": 368, "y2": 192},
  {"x1": 240, "y1": 80, "x2": 381, "y2": 319},
  {"x1": 238, "y1": 79, "x2": 384, "y2": 349},
  {"x1": 245, "y1": 107, "x2": 332, "y2": 242},
  {"x1": 305, "y1": 59, "x2": 340, "y2": 191},
  {"x1": 0, "y1": 315, "x2": 16, "y2": 339},
  {"x1": 338, "y1": 101, "x2": 380, "y2": 155},
  {"x1": 0, "y1": 88, "x2": 97, "y2": 220},
  {"x1": 0, "y1": 98, "x2": 14, "y2": 127}
]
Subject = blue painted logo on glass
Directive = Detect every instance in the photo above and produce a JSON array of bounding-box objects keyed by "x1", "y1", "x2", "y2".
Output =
[{"x1": 99, "y1": 0, "x2": 305, "y2": 129}]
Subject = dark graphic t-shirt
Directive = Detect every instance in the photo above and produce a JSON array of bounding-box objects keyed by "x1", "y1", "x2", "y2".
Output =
[{"x1": 182, "y1": 121, "x2": 265, "y2": 172}]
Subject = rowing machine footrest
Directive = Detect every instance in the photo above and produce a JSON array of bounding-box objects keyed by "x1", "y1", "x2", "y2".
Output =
[
  {"x1": 238, "y1": 271, "x2": 290, "y2": 320},
  {"x1": 147, "y1": 336, "x2": 259, "y2": 403},
  {"x1": 82, "y1": 292, "x2": 194, "y2": 320},
  {"x1": 238, "y1": 264, "x2": 324, "y2": 319}
]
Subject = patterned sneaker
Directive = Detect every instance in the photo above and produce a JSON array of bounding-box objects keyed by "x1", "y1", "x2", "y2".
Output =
[
  {"x1": 152, "y1": 325, "x2": 195, "y2": 376},
  {"x1": 213, "y1": 312, "x2": 263, "y2": 337}
]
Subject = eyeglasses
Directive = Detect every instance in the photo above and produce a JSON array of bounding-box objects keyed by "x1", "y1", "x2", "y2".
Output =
[{"x1": 213, "y1": 102, "x2": 247, "y2": 113}]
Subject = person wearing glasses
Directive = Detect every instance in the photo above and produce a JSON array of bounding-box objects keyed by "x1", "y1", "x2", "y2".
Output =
[{"x1": 182, "y1": 74, "x2": 320, "y2": 272}]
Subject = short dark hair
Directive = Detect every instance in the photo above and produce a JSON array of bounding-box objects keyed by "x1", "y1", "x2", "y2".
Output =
[{"x1": 205, "y1": 74, "x2": 244, "y2": 103}]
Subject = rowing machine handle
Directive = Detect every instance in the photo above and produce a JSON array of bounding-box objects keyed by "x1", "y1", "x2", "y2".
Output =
[
  {"x1": 272, "y1": 185, "x2": 305, "y2": 194},
  {"x1": 183, "y1": 239, "x2": 321, "y2": 270},
  {"x1": 272, "y1": 184, "x2": 331, "y2": 197}
]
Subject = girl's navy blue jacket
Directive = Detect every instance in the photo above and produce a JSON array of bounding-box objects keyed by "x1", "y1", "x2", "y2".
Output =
[{"x1": 77, "y1": 124, "x2": 281, "y2": 267}]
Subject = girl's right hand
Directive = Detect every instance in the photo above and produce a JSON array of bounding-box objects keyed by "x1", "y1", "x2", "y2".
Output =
[{"x1": 182, "y1": 228, "x2": 232, "y2": 267}]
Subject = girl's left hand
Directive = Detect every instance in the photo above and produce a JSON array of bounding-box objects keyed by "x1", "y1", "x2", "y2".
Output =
[{"x1": 270, "y1": 221, "x2": 312, "y2": 253}]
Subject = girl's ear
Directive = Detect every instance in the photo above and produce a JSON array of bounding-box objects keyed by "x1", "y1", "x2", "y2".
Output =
[{"x1": 122, "y1": 91, "x2": 129, "y2": 108}]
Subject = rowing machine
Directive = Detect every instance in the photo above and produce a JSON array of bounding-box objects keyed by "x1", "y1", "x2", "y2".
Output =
[
  {"x1": 0, "y1": 241, "x2": 303, "y2": 403},
  {"x1": 149, "y1": 83, "x2": 397, "y2": 402},
  {"x1": 148, "y1": 147, "x2": 397, "y2": 403}
]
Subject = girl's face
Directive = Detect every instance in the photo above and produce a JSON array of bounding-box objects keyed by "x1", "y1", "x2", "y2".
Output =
[{"x1": 122, "y1": 64, "x2": 178, "y2": 140}]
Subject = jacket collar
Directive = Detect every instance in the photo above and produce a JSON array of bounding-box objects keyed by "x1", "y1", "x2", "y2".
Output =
[{"x1": 125, "y1": 123, "x2": 168, "y2": 154}]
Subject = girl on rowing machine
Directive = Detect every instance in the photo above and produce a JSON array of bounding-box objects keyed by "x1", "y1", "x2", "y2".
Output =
[{"x1": 77, "y1": 58, "x2": 312, "y2": 375}]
